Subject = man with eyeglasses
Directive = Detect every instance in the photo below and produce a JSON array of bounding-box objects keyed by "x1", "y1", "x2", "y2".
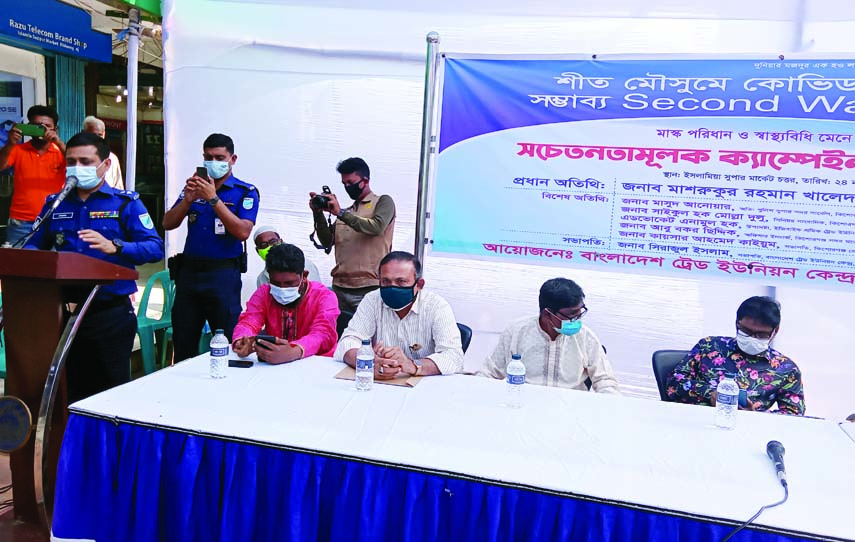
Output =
[
  {"x1": 253, "y1": 225, "x2": 321, "y2": 288},
  {"x1": 666, "y1": 296, "x2": 805, "y2": 415},
  {"x1": 308, "y1": 157, "x2": 396, "y2": 312},
  {"x1": 478, "y1": 278, "x2": 620, "y2": 393}
]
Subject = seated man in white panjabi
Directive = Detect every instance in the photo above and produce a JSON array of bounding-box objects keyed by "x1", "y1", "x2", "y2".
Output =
[{"x1": 478, "y1": 277, "x2": 621, "y2": 394}]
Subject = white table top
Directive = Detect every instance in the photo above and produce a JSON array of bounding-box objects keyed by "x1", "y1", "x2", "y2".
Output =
[{"x1": 71, "y1": 355, "x2": 855, "y2": 541}]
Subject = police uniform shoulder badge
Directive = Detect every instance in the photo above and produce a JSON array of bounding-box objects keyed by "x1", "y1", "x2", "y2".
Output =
[
  {"x1": 242, "y1": 197, "x2": 254, "y2": 210},
  {"x1": 139, "y1": 213, "x2": 154, "y2": 230}
]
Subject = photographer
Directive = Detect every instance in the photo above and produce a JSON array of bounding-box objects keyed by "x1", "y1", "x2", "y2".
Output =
[{"x1": 309, "y1": 157, "x2": 395, "y2": 312}]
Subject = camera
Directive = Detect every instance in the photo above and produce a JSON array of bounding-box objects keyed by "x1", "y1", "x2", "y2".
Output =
[{"x1": 311, "y1": 186, "x2": 332, "y2": 210}]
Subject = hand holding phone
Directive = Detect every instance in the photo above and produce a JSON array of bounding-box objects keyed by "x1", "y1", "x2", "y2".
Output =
[
  {"x1": 195, "y1": 166, "x2": 209, "y2": 182},
  {"x1": 256, "y1": 334, "x2": 277, "y2": 349}
]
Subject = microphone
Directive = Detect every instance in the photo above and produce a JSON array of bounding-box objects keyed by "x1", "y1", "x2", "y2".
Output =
[
  {"x1": 49, "y1": 175, "x2": 78, "y2": 211},
  {"x1": 11, "y1": 176, "x2": 78, "y2": 248},
  {"x1": 766, "y1": 440, "x2": 787, "y2": 487}
]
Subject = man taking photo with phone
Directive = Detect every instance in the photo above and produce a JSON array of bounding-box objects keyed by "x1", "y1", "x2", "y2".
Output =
[
  {"x1": 309, "y1": 157, "x2": 396, "y2": 312},
  {"x1": 163, "y1": 133, "x2": 259, "y2": 362},
  {"x1": 0, "y1": 105, "x2": 66, "y2": 246}
]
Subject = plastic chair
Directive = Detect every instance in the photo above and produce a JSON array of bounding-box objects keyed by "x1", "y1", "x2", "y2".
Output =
[
  {"x1": 136, "y1": 270, "x2": 176, "y2": 375},
  {"x1": 652, "y1": 349, "x2": 691, "y2": 401},
  {"x1": 457, "y1": 323, "x2": 473, "y2": 354}
]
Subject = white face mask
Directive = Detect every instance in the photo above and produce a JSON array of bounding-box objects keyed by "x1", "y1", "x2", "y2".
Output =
[
  {"x1": 736, "y1": 330, "x2": 770, "y2": 356},
  {"x1": 270, "y1": 283, "x2": 301, "y2": 305},
  {"x1": 204, "y1": 160, "x2": 231, "y2": 179}
]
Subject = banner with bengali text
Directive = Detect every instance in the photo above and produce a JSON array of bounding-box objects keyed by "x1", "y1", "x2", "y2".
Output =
[{"x1": 431, "y1": 57, "x2": 855, "y2": 289}]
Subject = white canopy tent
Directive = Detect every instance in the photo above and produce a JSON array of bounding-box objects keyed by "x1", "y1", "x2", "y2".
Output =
[{"x1": 161, "y1": 0, "x2": 855, "y2": 419}]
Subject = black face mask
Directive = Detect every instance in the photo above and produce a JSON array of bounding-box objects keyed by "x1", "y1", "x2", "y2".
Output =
[{"x1": 344, "y1": 180, "x2": 365, "y2": 201}]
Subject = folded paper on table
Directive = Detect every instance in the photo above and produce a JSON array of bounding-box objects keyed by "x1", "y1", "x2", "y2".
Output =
[{"x1": 334, "y1": 366, "x2": 423, "y2": 388}]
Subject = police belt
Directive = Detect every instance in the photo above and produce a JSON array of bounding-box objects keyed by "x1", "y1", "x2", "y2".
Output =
[
  {"x1": 87, "y1": 296, "x2": 132, "y2": 313},
  {"x1": 182, "y1": 255, "x2": 241, "y2": 272}
]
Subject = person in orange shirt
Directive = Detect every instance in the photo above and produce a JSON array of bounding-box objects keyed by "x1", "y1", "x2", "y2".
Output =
[{"x1": 0, "y1": 105, "x2": 66, "y2": 246}]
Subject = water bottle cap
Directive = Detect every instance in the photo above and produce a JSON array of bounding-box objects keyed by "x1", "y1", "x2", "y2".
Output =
[
  {"x1": 361, "y1": 339, "x2": 370, "y2": 345},
  {"x1": 511, "y1": 354, "x2": 521, "y2": 360},
  {"x1": 215, "y1": 329, "x2": 225, "y2": 335}
]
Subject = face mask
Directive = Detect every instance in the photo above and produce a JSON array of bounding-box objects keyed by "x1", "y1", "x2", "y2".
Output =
[
  {"x1": 736, "y1": 331, "x2": 770, "y2": 356},
  {"x1": 257, "y1": 246, "x2": 272, "y2": 261},
  {"x1": 555, "y1": 319, "x2": 583, "y2": 336},
  {"x1": 67, "y1": 163, "x2": 105, "y2": 190},
  {"x1": 204, "y1": 160, "x2": 231, "y2": 180},
  {"x1": 344, "y1": 180, "x2": 365, "y2": 201},
  {"x1": 270, "y1": 283, "x2": 301, "y2": 305},
  {"x1": 380, "y1": 284, "x2": 416, "y2": 310}
]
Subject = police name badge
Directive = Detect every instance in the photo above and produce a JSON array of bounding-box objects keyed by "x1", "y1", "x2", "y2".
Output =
[
  {"x1": 139, "y1": 213, "x2": 154, "y2": 230},
  {"x1": 215, "y1": 217, "x2": 226, "y2": 235},
  {"x1": 242, "y1": 197, "x2": 254, "y2": 210}
]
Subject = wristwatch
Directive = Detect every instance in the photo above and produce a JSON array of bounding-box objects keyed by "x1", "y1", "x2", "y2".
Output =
[
  {"x1": 112, "y1": 238, "x2": 125, "y2": 255},
  {"x1": 208, "y1": 195, "x2": 220, "y2": 206},
  {"x1": 336, "y1": 208, "x2": 347, "y2": 218},
  {"x1": 412, "y1": 358, "x2": 422, "y2": 376}
]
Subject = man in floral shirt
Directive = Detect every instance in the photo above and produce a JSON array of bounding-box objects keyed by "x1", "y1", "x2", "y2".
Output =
[{"x1": 666, "y1": 296, "x2": 805, "y2": 415}]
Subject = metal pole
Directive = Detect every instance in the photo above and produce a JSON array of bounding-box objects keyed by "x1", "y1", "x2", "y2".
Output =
[
  {"x1": 414, "y1": 32, "x2": 440, "y2": 264},
  {"x1": 792, "y1": 0, "x2": 807, "y2": 52},
  {"x1": 125, "y1": 8, "x2": 141, "y2": 192}
]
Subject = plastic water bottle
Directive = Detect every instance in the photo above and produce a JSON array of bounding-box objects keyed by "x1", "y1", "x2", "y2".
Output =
[
  {"x1": 715, "y1": 372, "x2": 739, "y2": 429},
  {"x1": 355, "y1": 339, "x2": 374, "y2": 391},
  {"x1": 506, "y1": 353, "x2": 525, "y2": 408},
  {"x1": 209, "y1": 329, "x2": 228, "y2": 379}
]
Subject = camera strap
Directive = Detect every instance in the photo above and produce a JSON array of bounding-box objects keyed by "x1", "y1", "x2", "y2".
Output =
[{"x1": 310, "y1": 214, "x2": 333, "y2": 254}]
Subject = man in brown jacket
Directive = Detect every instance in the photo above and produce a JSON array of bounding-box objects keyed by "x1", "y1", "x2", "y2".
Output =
[{"x1": 309, "y1": 157, "x2": 396, "y2": 312}]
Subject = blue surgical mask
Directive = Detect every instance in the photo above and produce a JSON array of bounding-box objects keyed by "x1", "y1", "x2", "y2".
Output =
[
  {"x1": 380, "y1": 284, "x2": 416, "y2": 310},
  {"x1": 270, "y1": 283, "x2": 301, "y2": 305},
  {"x1": 555, "y1": 319, "x2": 583, "y2": 336},
  {"x1": 204, "y1": 160, "x2": 231, "y2": 180},
  {"x1": 67, "y1": 162, "x2": 105, "y2": 190}
]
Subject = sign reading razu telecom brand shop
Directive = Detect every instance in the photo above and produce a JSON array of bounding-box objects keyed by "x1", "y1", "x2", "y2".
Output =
[
  {"x1": 432, "y1": 57, "x2": 855, "y2": 291},
  {"x1": 0, "y1": 0, "x2": 111, "y2": 63}
]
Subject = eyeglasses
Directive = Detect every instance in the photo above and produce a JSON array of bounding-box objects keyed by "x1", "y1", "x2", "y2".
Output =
[
  {"x1": 550, "y1": 305, "x2": 587, "y2": 322},
  {"x1": 736, "y1": 325, "x2": 774, "y2": 340},
  {"x1": 256, "y1": 238, "x2": 282, "y2": 250}
]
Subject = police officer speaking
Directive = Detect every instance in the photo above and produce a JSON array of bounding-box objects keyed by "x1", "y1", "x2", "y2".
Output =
[
  {"x1": 25, "y1": 132, "x2": 164, "y2": 403},
  {"x1": 163, "y1": 133, "x2": 259, "y2": 362}
]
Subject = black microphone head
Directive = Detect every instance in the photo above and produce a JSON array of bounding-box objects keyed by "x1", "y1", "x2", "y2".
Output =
[
  {"x1": 66, "y1": 175, "x2": 79, "y2": 188},
  {"x1": 767, "y1": 440, "x2": 785, "y2": 459}
]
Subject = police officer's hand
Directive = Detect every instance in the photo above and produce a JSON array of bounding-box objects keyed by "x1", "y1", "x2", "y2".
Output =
[
  {"x1": 256, "y1": 337, "x2": 302, "y2": 364},
  {"x1": 308, "y1": 192, "x2": 324, "y2": 214},
  {"x1": 232, "y1": 336, "x2": 255, "y2": 358},
  {"x1": 191, "y1": 176, "x2": 217, "y2": 201},
  {"x1": 326, "y1": 193, "x2": 342, "y2": 216},
  {"x1": 78, "y1": 229, "x2": 117, "y2": 254},
  {"x1": 4, "y1": 126, "x2": 22, "y2": 147}
]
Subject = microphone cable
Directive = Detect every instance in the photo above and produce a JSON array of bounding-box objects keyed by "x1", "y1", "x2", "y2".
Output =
[{"x1": 720, "y1": 482, "x2": 789, "y2": 542}]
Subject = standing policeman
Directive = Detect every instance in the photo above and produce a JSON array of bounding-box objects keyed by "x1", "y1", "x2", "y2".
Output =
[
  {"x1": 163, "y1": 133, "x2": 259, "y2": 362},
  {"x1": 25, "y1": 131, "x2": 164, "y2": 402}
]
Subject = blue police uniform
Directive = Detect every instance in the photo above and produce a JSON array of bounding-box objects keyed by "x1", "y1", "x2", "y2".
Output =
[
  {"x1": 26, "y1": 183, "x2": 164, "y2": 402},
  {"x1": 169, "y1": 174, "x2": 259, "y2": 361}
]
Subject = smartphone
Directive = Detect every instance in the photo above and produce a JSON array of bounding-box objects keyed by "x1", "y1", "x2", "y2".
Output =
[
  {"x1": 16, "y1": 124, "x2": 46, "y2": 138},
  {"x1": 322, "y1": 185, "x2": 331, "y2": 195},
  {"x1": 256, "y1": 334, "x2": 277, "y2": 347},
  {"x1": 228, "y1": 359, "x2": 254, "y2": 368},
  {"x1": 738, "y1": 389, "x2": 748, "y2": 409},
  {"x1": 195, "y1": 166, "x2": 209, "y2": 180}
]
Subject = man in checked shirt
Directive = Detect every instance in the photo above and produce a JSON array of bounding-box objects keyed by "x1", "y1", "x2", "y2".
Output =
[{"x1": 334, "y1": 251, "x2": 464, "y2": 379}]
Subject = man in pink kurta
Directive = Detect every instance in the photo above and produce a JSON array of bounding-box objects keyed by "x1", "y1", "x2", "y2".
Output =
[{"x1": 232, "y1": 243, "x2": 339, "y2": 361}]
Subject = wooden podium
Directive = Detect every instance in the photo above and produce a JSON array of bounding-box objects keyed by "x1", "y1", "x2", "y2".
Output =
[{"x1": 0, "y1": 248, "x2": 138, "y2": 527}]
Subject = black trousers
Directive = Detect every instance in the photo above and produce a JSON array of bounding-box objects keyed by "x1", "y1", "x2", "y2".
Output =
[
  {"x1": 66, "y1": 300, "x2": 137, "y2": 404},
  {"x1": 171, "y1": 266, "x2": 242, "y2": 362}
]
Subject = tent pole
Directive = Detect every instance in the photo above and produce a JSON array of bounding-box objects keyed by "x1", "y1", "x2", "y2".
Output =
[
  {"x1": 125, "y1": 8, "x2": 141, "y2": 192},
  {"x1": 414, "y1": 32, "x2": 440, "y2": 265}
]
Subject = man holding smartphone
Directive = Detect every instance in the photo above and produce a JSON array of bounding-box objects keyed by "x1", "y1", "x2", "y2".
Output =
[
  {"x1": 163, "y1": 133, "x2": 259, "y2": 362},
  {"x1": 0, "y1": 105, "x2": 66, "y2": 246},
  {"x1": 309, "y1": 157, "x2": 396, "y2": 312}
]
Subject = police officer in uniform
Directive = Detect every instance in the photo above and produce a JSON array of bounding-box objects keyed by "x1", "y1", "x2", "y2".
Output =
[
  {"x1": 163, "y1": 133, "x2": 259, "y2": 362},
  {"x1": 26, "y1": 132, "x2": 164, "y2": 403}
]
